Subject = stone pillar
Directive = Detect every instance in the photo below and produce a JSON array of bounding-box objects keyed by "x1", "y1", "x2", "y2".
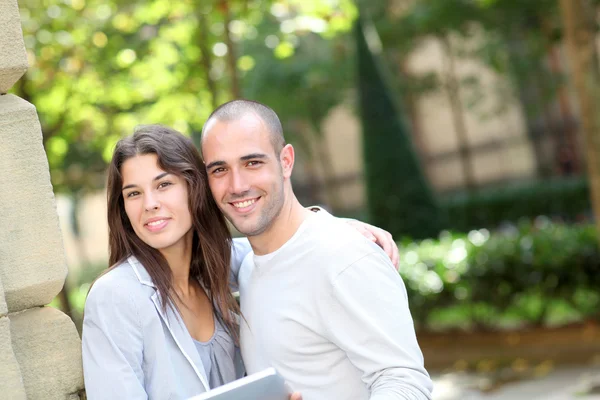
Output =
[{"x1": 0, "y1": 1, "x2": 85, "y2": 399}]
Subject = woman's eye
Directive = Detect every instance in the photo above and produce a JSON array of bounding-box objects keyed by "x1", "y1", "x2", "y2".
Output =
[
  {"x1": 158, "y1": 182, "x2": 172, "y2": 189},
  {"x1": 126, "y1": 191, "x2": 139, "y2": 198}
]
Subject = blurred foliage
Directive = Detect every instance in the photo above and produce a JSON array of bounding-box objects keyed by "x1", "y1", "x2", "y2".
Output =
[
  {"x1": 13, "y1": 0, "x2": 584, "y2": 208},
  {"x1": 13, "y1": 0, "x2": 358, "y2": 196},
  {"x1": 50, "y1": 260, "x2": 107, "y2": 330},
  {"x1": 442, "y1": 177, "x2": 591, "y2": 232},
  {"x1": 14, "y1": 0, "x2": 570, "y2": 196},
  {"x1": 355, "y1": 11, "x2": 442, "y2": 239},
  {"x1": 400, "y1": 218, "x2": 600, "y2": 330}
]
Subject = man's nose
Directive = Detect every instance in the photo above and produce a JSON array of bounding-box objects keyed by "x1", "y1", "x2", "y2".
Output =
[{"x1": 229, "y1": 170, "x2": 250, "y2": 195}]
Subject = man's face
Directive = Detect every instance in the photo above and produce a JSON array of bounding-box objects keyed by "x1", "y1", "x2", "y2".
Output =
[{"x1": 202, "y1": 114, "x2": 287, "y2": 237}]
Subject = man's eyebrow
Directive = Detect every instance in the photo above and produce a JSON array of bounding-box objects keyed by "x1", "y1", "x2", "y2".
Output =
[
  {"x1": 206, "y1": 154, "x2": 268, "y2": 171},
  {"x1": 122, "y1": 172, "x2": 170, "y2": 191},
  {"x1": 205, "y1": 160, "x2": 226, "y2": 170},
  {"x1": 240, "y1": 153, "x2": 268, "y2": 161}
]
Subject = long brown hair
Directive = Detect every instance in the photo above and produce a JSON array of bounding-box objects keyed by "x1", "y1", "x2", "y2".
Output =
[{"x1": 105, "y1": 124, "x2": 240, "y2": 341}]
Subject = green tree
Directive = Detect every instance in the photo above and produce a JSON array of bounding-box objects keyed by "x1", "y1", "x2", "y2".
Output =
[{"x1": 355, "y1": 12, "x2": 441, "y2": 239}]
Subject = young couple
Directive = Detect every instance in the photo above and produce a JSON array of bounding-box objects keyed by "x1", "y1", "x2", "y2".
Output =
[{"x1": 82, "y1": 100, "x2": 433, "y2": 400}]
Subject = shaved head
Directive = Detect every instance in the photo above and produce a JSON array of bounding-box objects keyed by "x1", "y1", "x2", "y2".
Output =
[{"x1": 201, "y1": 99, "x2": 286, "y2": 155}]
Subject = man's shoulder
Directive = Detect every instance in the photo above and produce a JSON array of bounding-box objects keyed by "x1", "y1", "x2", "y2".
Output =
[
  {"x1": 307, "y1": 216, "x2": 390, "y2": 275},
  {"x1": 309, "y1": 215, "x2": 380, "y2": 250}
]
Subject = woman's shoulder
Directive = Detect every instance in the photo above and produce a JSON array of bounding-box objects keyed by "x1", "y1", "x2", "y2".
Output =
[{"x1": 86, "y1": 258, "x2": 154, "y2": 312}]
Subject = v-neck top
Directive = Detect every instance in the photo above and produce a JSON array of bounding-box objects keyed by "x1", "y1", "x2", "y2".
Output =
[{"x1": 192, "y1": 316, "x2": 237, "y2": 389}]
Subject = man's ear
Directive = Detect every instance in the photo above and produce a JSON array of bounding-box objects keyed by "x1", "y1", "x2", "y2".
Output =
[{"x1": 279, "y1": 144, "x2": 295, "y2": 179}]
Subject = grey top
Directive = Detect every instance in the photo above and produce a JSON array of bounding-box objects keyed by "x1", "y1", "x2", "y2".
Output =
[{"x1": 193, "y1": 317, "x2": 237, "y2": 389}]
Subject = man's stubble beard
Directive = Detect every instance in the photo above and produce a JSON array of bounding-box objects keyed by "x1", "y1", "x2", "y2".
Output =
[{"x1": 226, "y1": 181, "x2": 285, "y2": 237}]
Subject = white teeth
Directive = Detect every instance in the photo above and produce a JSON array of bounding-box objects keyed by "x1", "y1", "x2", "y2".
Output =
[
  {"x1": 147, "y1": 220, "x2": 165, "y2": 227},
  {"x1": 233, "y1": 199, "x2": 256, "y2": 208}
]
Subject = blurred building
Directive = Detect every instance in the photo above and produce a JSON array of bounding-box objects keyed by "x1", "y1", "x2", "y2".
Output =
[{"x1": 292, "y1": 33, "x2": 581, "y2": 214}]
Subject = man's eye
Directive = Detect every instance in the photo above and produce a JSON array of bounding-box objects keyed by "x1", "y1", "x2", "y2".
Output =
[
  {"x1": 212, "y1": 168, "x2": 225, "y2": 174},
  {"x1": 247, "y1": 161, "x2": 262, "y2": 166}
]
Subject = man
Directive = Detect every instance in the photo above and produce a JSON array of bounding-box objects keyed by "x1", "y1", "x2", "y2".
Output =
[{"x1": 201, "y1": 100, "x2": 433, "y2": 400}]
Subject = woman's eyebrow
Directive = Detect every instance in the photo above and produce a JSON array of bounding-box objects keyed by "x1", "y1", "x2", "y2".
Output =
[{"x1": 122, "y1": 172, "x2": 170, "y2": 191}]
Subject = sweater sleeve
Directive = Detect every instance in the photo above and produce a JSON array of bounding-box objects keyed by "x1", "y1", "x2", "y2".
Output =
[
  {"x1": 322, "y1": 251, "x2": 433, "y2": 400},
  {"x1": 229, "y1": 237, "x2": 252, "y2": 290}
]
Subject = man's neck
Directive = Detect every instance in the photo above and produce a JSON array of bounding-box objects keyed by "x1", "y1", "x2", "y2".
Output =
[{"x1": 249, "y1": 194, "x2": 309, "y2": 256}]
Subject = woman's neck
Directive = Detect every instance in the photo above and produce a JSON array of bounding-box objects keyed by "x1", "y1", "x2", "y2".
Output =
[
  {"x1": 170, "y1": 258, "x2": 193, "y2": 297},
  {"x1": 161, "y1": 232, "x2": 194, "y2": 296}
]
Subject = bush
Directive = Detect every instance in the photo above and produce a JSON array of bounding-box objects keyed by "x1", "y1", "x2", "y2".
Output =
[
  {"x1": 399, "y1": 218, "x2": 600, "y2": 331},
  {"x1": 441, "y1": 177, "x2": 591, "y2": 232}
]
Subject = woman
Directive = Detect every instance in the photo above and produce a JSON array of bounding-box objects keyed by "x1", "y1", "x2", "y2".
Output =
[{"x1": 82, "y1": 125, "x2": 397, "y2": 399}]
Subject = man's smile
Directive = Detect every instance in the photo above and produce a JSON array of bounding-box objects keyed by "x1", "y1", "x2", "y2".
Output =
[{"x1": 229, "y1": 197, "x2": 261, "y2": 213}]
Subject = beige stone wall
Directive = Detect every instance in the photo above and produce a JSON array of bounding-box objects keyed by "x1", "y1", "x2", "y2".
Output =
[
  {"x1": 0, "y1": 1, "x2": 85, "y2": 398},
  {"x1": 405, "y1": 36, "x2": 537, "y2": 191},
  {"x1": 309, "y1": 35, "x2": 538, "y2": 206},
  {"x1": 321, "y1": 106, "x2": 366, "y2": 211}
]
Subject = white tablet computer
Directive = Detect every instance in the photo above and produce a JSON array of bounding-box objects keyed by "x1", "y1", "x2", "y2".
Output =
[{"x1": 188, "y1": 368, "x2": 289, "y2": 400}]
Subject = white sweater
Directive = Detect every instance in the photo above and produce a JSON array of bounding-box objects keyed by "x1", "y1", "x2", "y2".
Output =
[{"x1": 238, "y1": 213, "x2": 433, "y2": 400}]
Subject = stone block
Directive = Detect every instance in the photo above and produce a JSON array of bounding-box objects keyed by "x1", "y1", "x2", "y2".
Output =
[
  {"x1": 0, "y1": 94, "x2": 67, "y2": 312},
  {"x1": 0, "y1": 317, "x2": 27, "y2": 400},
  {"x1": 0, "y1": 0, "x2": 28, "y2": 93},
  {"x1": 10, "y1": 307, "x2": 84, "y2": 400}
]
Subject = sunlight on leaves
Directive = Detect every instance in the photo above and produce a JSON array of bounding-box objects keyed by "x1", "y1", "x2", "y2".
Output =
[
  {"x1": 92, "y1": 31, "x2": 107, "y2": 47},
  {"x1": 116, "y1": 49, "x2": 137, "y2": 68},
  {"x1": 274, "y1": 41, "x2": 295, "y2": 59}
]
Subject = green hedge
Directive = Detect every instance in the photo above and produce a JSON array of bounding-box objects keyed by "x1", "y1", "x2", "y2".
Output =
[
  {"x1": 441, "y1": 177, "x2": 591, "y2": 232},
  {"x1": 399, "y1": 218, "x2": 600, "y2": 330}
]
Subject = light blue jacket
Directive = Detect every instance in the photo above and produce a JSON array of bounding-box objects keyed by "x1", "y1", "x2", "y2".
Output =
[{"x1": 82, "y1": 238, "x2": 251, "y2": 400}]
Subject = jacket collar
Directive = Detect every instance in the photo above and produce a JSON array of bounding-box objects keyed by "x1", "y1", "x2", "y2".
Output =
[{"x1": 127, "y1": 255, "x2": 157, "y2": 289}]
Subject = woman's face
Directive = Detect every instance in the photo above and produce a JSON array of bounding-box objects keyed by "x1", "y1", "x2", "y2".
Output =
[{"x1": 121, "y1": 154, "x2": 193, "y2": 257}]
